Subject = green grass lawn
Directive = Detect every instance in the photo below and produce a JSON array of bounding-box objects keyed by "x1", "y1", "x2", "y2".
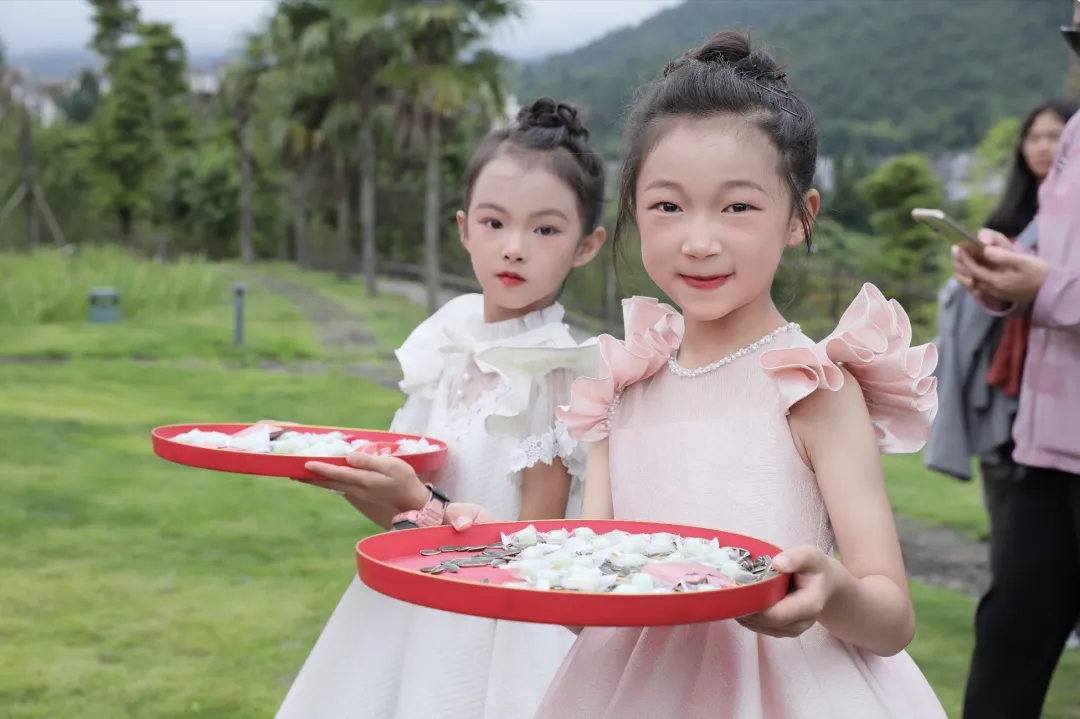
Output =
[
  {"x1": 908, "y1": 582, "x2": 1080, "y2": 718},
  {"x1": 0, "y1": 361, "x2": 395, "y2": 718},
  {"x1": 251, "y1": 263, "x2": 430, "y2": 351},
  {"x1": 2, "y1": 359, "x2": 1078, "y2": 718},
  {"x1": 0, "y1": 285, "x2": 321, "y2": 363},
  {"x1": 884, "y1": 454, "x2": 989, "y2": 540},
  {"x1": 1, "y1": 255, "x2": 1075, "y2": 717}
]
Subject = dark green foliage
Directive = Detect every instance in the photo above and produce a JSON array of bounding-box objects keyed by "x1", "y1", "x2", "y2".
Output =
[
  {"x1": 515, "y1": 0, "x2": 1071, "y2": 156},
  {"x1": 858, "y1": 154, "x2": 947, "y2": 333},
  {"x1": 58, "y1": 71, "x2": 102, "y2": 125}
]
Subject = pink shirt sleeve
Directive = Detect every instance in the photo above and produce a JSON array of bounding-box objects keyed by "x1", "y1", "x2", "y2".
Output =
[
  {"x1": 1032, "y1": 266, "x2": 1080, "y2": 332},
  {"x1": 1029, "y1": 113, "x2": 1080, "y2": 333}
]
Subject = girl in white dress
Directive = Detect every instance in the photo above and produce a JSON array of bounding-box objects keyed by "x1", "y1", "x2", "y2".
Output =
[{"x1": 274, "y1": 97, "x2": 608, "y2": 719}]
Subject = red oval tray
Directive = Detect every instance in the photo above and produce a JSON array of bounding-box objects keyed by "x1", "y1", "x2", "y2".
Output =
[
  {"x1": 357, "y1": 520, "x2": 790, "y2": 626},
  {"x1": 151, "y1": 423, "x2": 448, "y2": 480}
]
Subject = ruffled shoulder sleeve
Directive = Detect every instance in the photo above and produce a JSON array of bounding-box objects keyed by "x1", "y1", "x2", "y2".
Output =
[
  {"x1": 395, "y1": 294, "x2": 484, "y2": 399},
  {"x1": 760, "y1": 283, "x2": 938, "y2": 454},
  {"x1": 555, "y1": 296, "x2": 684, "y2": 442}
]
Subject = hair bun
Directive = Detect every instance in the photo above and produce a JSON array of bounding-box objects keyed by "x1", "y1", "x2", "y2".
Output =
[
  {"x1": 517, "y1": 97, "x2": 590, "y2": 141},
  {"x1": 666, "y1": 30, "x2": 788, "y2": 87}
]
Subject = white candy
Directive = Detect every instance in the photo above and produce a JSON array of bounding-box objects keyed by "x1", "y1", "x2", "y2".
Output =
[
  {"x1": 562, "y1": 537, "x2": 589, "y2": 553},
  {"x1": 545, "y1": 529, "x2": 569, "y2": 545},
  {"x1": 591, "y1": 535, "x2": 616, "y2": 551},
  {"x1": 171, "y1": 427, "x2": 436, "y2": 458},
  {"x1": 497, "y1": 527, "x2": 772, "y2": 595},
  {"x1": 520, "y1": 546, "x2": 545, "y2": 560},
  {"x1": 511, "y1": 525, "x2": 539, "y2": 547},
  {"x1": 613, "y1": 552, "x2": 647, "y2": 569}
]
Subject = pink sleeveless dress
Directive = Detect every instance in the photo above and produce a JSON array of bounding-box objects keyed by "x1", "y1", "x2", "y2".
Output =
[{"x1": 541, "y1": 284, "x2": 947, "y2": 719}]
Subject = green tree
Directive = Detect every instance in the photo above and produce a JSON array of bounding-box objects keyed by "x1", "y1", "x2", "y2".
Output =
[
  {"x1": 90, "y1": 49, "x2": 158, "y2": 244},
  {"x1": 159, "y1": 127, "x2": 241, "y2": 259},
  {"x1": 825, "y1": 153, "x2": 873, "y2": 233},
  {"x1": 389, "y1": 0, "x2": 522, "y2": 313},
  {"x1": 293, "y1": 0, "x2": 400, "y2": 292},
  {"x1": 87, "y1": 0, "x2": 196, "y2": 246},
  {"x1": 58, "y1": 70, "x2": 102, "y2": 125},
  {"x1": 858, "y1": 154, "x2": 946, "y2": 335},
  {"x1": 257, "y1": 3, "x2": 336, "y2": 269},
  {"x1": 965, "y1": 116, "x2": 1021, "y2": 229},
  {"x1": 221, "y1": 33, "x2": 272, "y2": 263},
  {"x1": 88, "y1": 0, "x2": 140, "y2": 65},
  {"x1": 139, "y1": 21, "x2": 195, "y2": 151}
]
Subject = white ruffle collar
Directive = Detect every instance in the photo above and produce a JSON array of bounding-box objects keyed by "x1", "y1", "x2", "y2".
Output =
[{"x1": 394, "y1": 294, "x2": 598, "y2": 438}]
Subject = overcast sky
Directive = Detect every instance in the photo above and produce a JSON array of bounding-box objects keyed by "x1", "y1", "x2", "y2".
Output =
[{"x1": 0, "y1": 0, "x2": 682, "y2": 59}]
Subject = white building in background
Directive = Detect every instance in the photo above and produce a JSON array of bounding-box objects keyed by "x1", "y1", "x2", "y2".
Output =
[
  {"x1": 188, "y1": 67, "x2": 223, "y2": 98},
  {"x1": 8, "y1": 63, "x2": 226, "y2": 127},
  {"x1": 812, "y1": 151, "x2": 1002, "y2": 203},
  {"x1": 3, "y1": 68, "x2": 61, "y2": 127}
]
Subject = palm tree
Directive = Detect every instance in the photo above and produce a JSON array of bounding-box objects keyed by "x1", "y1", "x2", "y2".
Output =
[
  {"x1": 306, "y1": 0, "x2": 397, "y2": 294},
  {"x1": 388, "y1": 0, "x2": 522, "y2": 314},
  {"x1": 259, "y1": 3, "x2": 335, "y2": 269},
  {"x1": 221, "y1": 33, "x2": 271, "y2": 263},
  {"x1": 294, "y1": 0, "x2": 395, "y2": 284}
]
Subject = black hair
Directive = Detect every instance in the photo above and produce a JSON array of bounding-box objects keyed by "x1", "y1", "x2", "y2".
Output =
[
  {"x1": 984, "y1": 99, "x2": 1079, "y2": 238},
  {"x1": 463, "y1": 97, "x2": 606, "y2": 237},
  {"x1": 613, "y1": 30, "x2": 818, "y2": 263}
]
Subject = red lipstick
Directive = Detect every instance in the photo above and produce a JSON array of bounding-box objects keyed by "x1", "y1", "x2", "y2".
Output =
[
  {"x1": 680, "y1": 274, "x2": 730, "y2": 290},
  {"x1": 498, "y1": 272, "x2": 525, "y2": 287}
]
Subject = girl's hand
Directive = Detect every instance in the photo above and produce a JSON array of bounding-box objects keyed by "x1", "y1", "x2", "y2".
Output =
[
  {"x1": 445, "y1": 503, "x2": 495, "y2": 531},
  {"x1": 736, "y1": 546, "x2": 839, "y2": 639},
  {"x1": 302, "y1": 453, "x2": 429, "y2": 511}
]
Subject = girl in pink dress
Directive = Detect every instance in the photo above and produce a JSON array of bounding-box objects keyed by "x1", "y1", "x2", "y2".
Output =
[{"x1": 531, "y1": 31, "x2": 947, "y2": 718}]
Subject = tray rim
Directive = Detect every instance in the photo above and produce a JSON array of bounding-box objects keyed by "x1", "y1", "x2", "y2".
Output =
[
  {"x1": 151, "y1": 422, "x2": 448, "y2": 460},
  {"x1": 356, "y1": 519, "x2": 791, "y2": 625}
]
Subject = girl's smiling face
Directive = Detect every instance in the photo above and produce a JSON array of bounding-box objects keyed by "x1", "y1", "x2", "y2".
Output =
[
  {"x1": 636, "y1": 116, "x2": 818, "y2": 323},
  {"x1": 458, "y1": 152, "x2": 604, "y2": 322}
]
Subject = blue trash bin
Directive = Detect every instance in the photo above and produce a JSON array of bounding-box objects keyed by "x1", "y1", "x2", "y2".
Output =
[{"x1": 88, "y1": 287, "x2": 122, "y2": 323}]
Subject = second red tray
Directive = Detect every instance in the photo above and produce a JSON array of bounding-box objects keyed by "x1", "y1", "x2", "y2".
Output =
[
  {"x1": 357, "y1": 519, "x2": 790, "y2": 627},
  {"x1": 152, "y1": 423, "x2": 448, "y2": 480}
]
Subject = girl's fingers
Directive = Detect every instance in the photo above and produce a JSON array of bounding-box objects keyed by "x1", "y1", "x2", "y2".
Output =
[
  {"x1": 747, "y1": 587, "x2": 825, "y2": 628},
  {"x1": 445, "y1": 503, "x2": 492, "y2": 531},
  {"x1": 293, "y1": 478, "x2": 348, "y2": 495},
  {"x1": 304, "y1": 462, "x2": 389, "y2": 488},
  {"x1": 736, "y1": 616, "x2": 814, "y2": 638},
  {"x1": 345, "y1": 452, "x2": 417, "y2": 480}
]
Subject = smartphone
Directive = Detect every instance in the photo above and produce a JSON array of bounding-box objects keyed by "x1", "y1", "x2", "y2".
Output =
[
  {"x1": 910, "y1": 208, "x2": 985, "y2": 258},
  {"x1": 1063, "y1": 26, "x2": 1080, "y2": 58}
]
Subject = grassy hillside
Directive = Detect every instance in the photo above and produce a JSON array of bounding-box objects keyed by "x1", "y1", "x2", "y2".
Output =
[{"x1": 515, "y1": 0, "x2": 1073, "y2": 156}]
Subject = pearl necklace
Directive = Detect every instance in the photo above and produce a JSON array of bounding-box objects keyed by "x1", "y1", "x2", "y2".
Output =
[{"x1": 667, "y1": 322, "x2": 801, "y2": 378}]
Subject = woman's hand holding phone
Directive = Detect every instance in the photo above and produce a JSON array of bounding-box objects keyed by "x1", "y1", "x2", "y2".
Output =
[{"x1": 952, "y1": 229, "x2": 1049, "y2": 306}]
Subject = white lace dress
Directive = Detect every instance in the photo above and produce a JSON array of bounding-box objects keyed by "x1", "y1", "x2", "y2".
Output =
[{"x1": 276, "y1": 294, "x2": 595, "y2": 719}]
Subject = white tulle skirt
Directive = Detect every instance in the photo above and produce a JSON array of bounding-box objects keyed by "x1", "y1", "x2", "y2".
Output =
[{"x1": 275, "y1": 576, "x2": 576, "y2": 719}]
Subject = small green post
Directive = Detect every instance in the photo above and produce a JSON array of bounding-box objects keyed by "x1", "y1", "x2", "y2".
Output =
[
  {"x1": 233, "y1": 283, "x2": 247, "y2": 345},
  {"x1": 88, "y1": 287, "x2": 122, "y2": 323}
]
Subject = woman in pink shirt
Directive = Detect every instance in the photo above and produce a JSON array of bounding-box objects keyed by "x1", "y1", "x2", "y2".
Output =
[{"x1": 952, "y1": 6, "x2": 1080, "y2": 716}]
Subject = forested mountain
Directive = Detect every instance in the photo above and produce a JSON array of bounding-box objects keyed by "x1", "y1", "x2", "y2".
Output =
[{"x1": 515, "y1": 0, "x2": 1073, "y2": 156}]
